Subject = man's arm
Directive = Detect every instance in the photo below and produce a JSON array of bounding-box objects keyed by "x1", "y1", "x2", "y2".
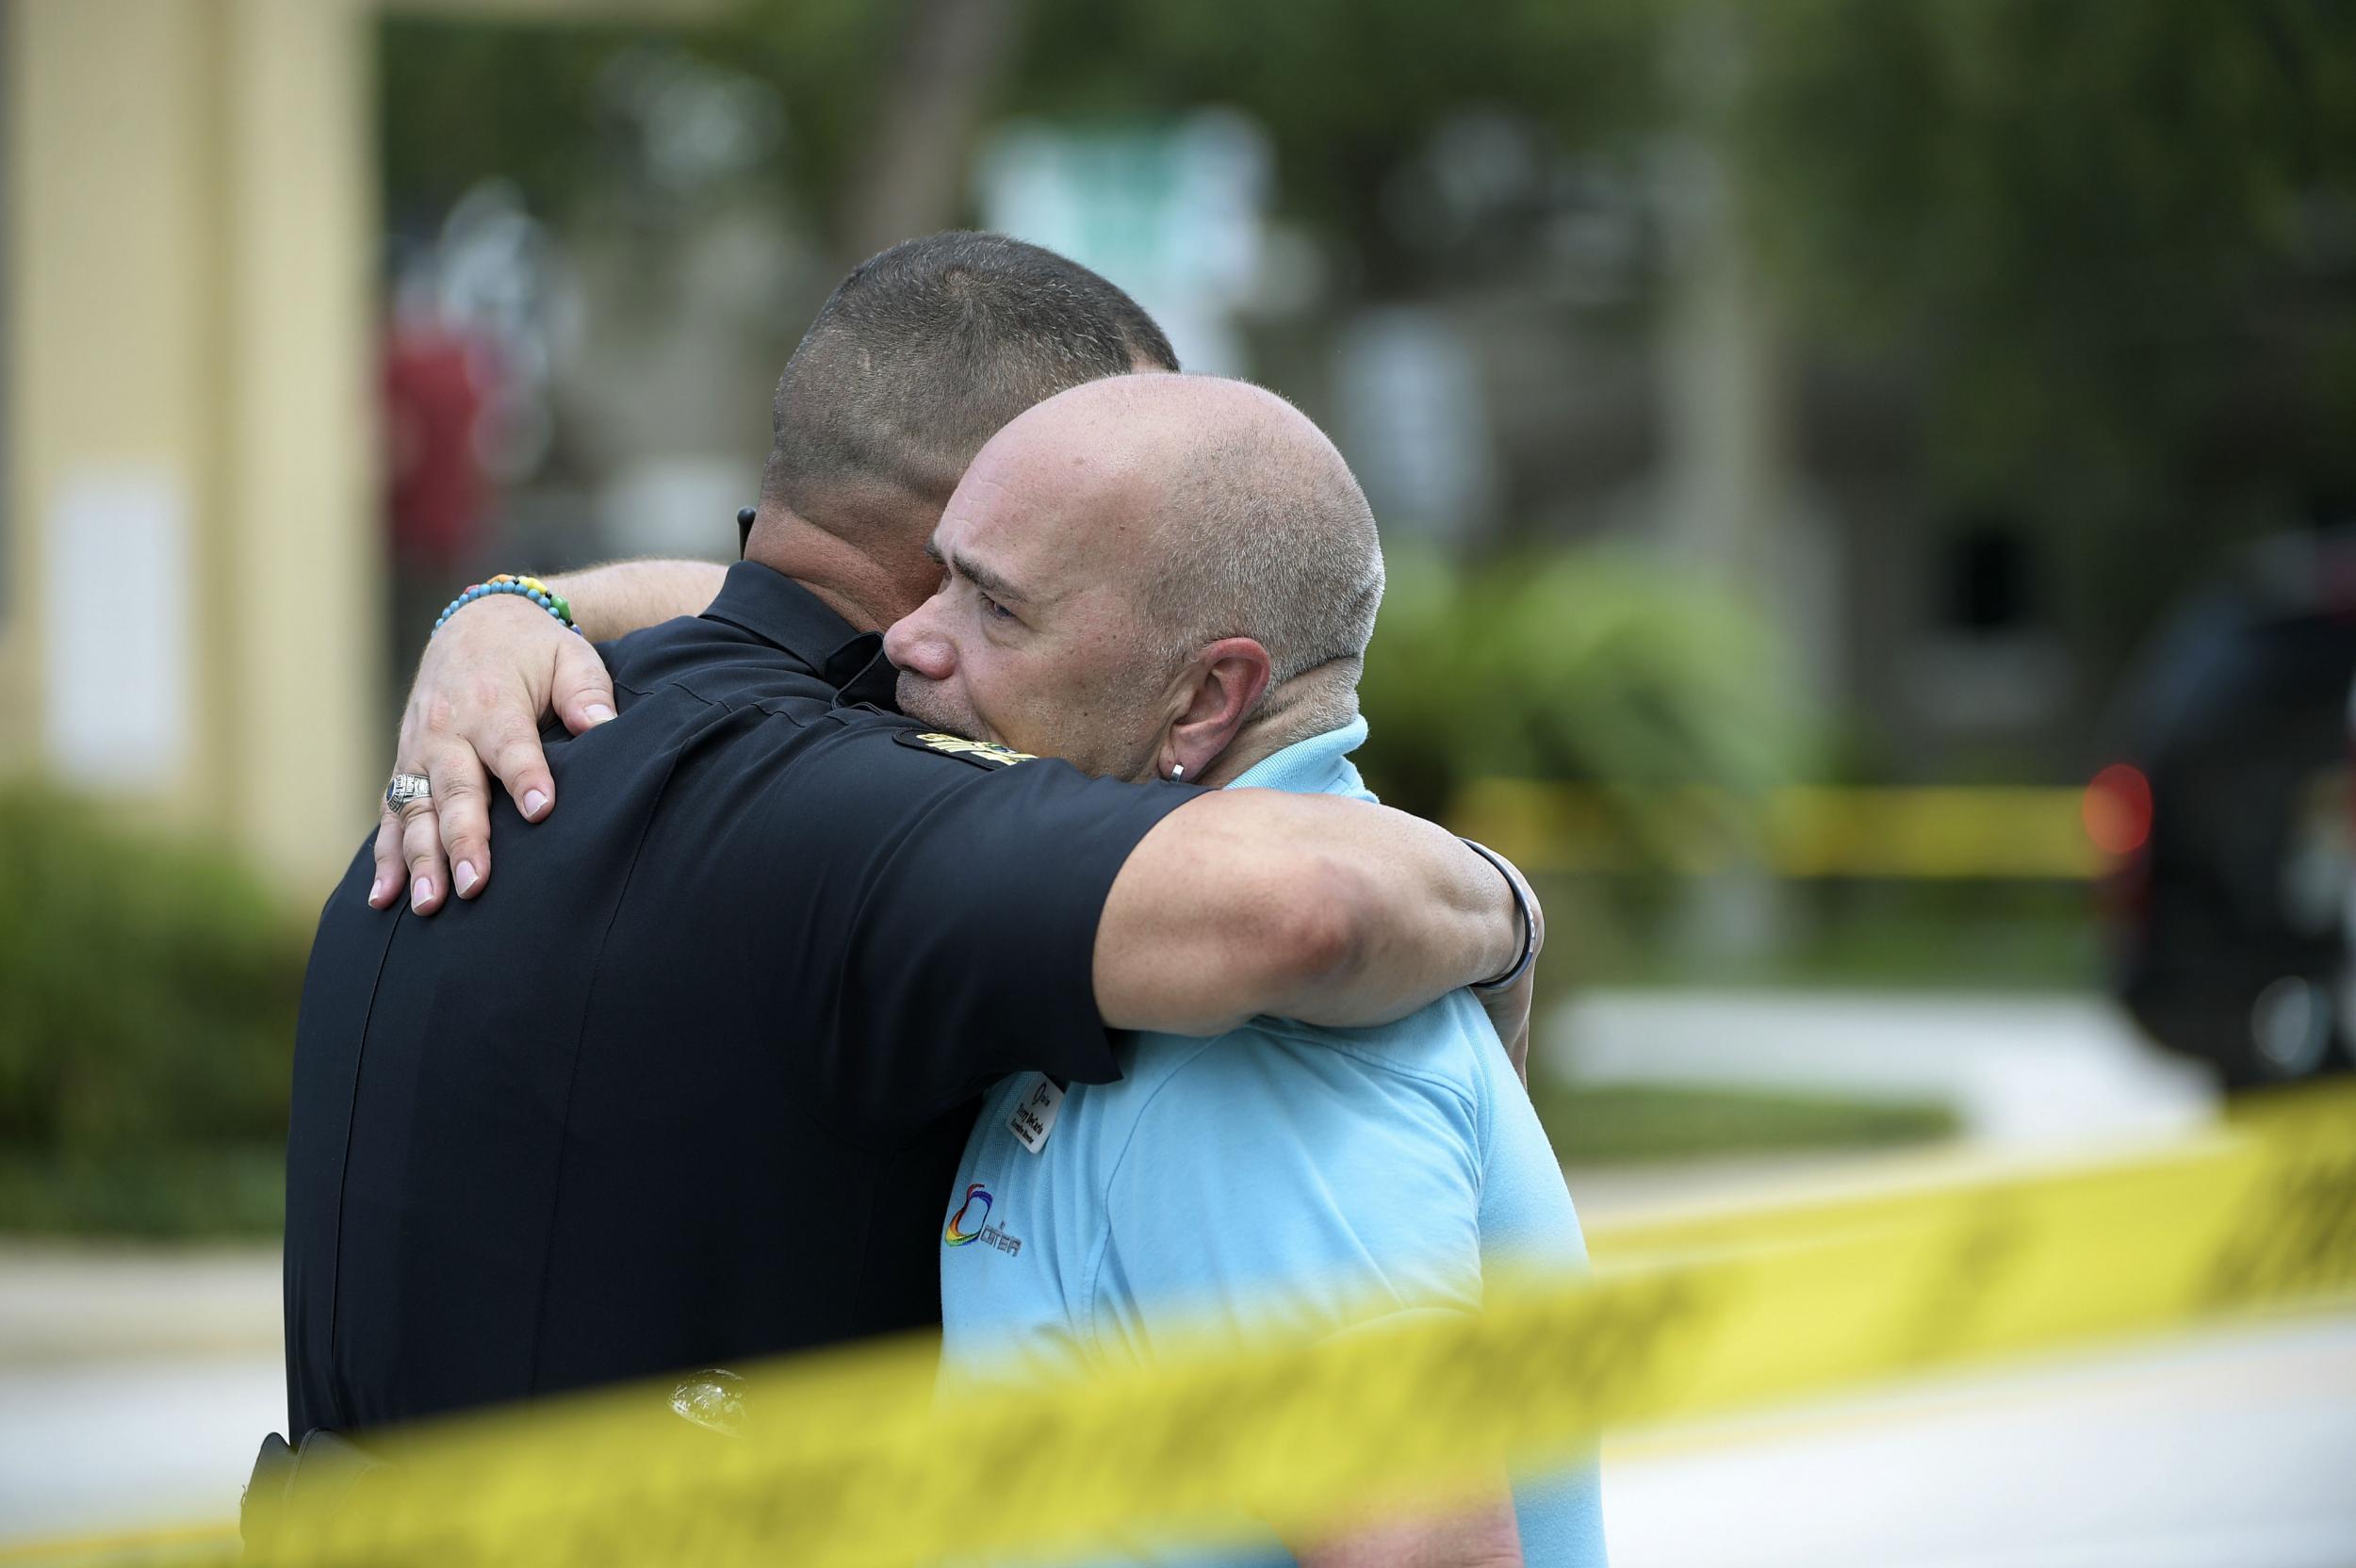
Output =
[
  {"x1": 1095, "y1": 791, "x2": 1535, "y2": 1035},
  {"x1": 371, "y1": 560, "x2": 721, "y2": 912},
  {"x1": 376, "y1": 561, "x2": 1534, "y2": 1037},
  {"x1": 1300, "y1": 1500, "x2": 1524, "y2": 1568}
]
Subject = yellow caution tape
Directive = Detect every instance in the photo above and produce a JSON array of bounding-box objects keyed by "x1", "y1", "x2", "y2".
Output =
[
  {"x1": 0, "y1": 1522, "x2": 238, "y2": 1566},
  {"x1": 1451, "y1": 779, "x2": 2106, "y2": 879},
  {"x1": 12, "y1": 1086, "x2": 2355, "y2": 1568}
]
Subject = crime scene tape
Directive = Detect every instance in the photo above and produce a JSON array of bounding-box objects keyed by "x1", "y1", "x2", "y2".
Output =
[
  {"x1": 1451, "y1": 779, "x2": 2107, "y2": 879},
  {"x1": 10, "y1": 1085, "x2": 2356, "y2": 1568}
]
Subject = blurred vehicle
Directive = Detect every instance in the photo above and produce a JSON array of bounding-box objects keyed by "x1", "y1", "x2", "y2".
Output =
[{"x1": 2091, "y1": 528, "x2": 2356, "y2": 1086}]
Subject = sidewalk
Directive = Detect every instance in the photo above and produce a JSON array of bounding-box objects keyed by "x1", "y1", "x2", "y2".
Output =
[
  {"x1": 0, "y1": 1242, "x2": 279, "y2": 1367},
  {"x1": 0, "y1": 1245, "x2": 281, "y2": 1544},
  {"x1": 1551, "y1": 988, "x2": 2218, "y2": 1147}
]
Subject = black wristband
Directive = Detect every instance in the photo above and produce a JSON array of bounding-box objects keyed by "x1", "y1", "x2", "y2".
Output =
[{"x1": 1459, "y1": 838, "x2": 1535, "y2": 992}]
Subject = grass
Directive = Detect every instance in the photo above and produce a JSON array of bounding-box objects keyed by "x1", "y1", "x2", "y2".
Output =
[
  {"x1": 1526, "y1": 874, "x2": 2105, "y2": 1002},
  {"x1": 1532, "y1": 1080, "x2": 1958, "y2": 1165},
  {"x1": 0, "y1": 1145, "x2": 286, "y2": 1239}
]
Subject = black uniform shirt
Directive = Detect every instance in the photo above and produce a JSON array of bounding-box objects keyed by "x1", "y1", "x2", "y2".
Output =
[{"x1": 284, "y1": 562, "x2": 1196, "y2": 1438}]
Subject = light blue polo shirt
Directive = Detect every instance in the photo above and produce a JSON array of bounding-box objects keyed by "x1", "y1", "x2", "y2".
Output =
[{"x1": 940, "y1": 718, "x2": 1607, "y2": 1566}]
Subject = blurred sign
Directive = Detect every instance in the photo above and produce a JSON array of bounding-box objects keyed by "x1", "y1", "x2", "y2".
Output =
[
  {"x1": 1332, "y1": 307, "x2": 1499, "y2": 537},
  {"x1": 975, "y1": 110, "x2": 1272, "y2": 377},
  {"x1": 41, "y1": 467, "x2": 190, "y2": 789}
]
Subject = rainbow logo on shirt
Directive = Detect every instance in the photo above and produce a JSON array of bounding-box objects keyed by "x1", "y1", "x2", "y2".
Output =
[{"x1": 943, "y1": 1183, "x2": 992, "y2": 1246}]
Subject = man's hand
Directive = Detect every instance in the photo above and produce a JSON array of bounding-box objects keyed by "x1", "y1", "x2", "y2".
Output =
[
  {"x1": 365, "y1": 558, "x2": 729, "y2": 912},
  {"x1": 368, "y1": 597, "x2": 618, "y2": 914},
  {"x1": 1472, "y1": 855, "x2": 1543, "y2": 1086}
]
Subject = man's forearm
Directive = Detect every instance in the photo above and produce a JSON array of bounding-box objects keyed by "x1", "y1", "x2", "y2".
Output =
[
  {"x1": 1259, "y1": 804, "x2": 1525, "y2": 1029},
  {"x1": 1298, "y1": 1494, "x2": 1525, "y2": 1568},
  {"x1": 546, "y1": 559, "x2": 728, "y2": 640},
  {"x1": 1095, "y1": 793, "x2": 1526, "y2": 1035}
]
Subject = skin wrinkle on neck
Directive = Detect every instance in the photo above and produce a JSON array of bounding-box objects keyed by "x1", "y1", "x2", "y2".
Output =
[{"x1": 748, "y1": 507, "x2": 936, "y2": 635}]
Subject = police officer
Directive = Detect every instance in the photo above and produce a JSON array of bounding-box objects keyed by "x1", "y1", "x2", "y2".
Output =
[{"x1": 281, "y1": 235, "x2": 1534, "y2": 1445}]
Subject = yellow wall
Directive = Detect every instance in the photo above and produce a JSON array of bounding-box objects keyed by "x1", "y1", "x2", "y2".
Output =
[
  {"x1": 5, "y1": 0, "x2": 218, "y2": 792},
  {"x1": 3, "y1": 0, "x2": 725, "y2": 897},
  {"x1": 5, "y1": 0, "x2": 381, "y2": 896},
  {"x1": 218, "y1": 0, "x2": 385, "y2": 895}
]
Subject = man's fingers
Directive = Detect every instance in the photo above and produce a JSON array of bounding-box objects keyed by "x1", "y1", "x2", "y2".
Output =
[
  {"x1": 368, "y1": 813, "x2": 405, "y2": 908},
  {"x1": 481, "y1": 711, "x2": 558, "y2": 825},
  {"x1": 378, "y1": 600, "x2": 621, "y2": 906},
  {"x1": 399, "y1": 793, "x2": 452, "y2": 914},
  {"x1": 427, "y1": 747, "x2": 496, "y2": 900},
  {"x1": 550, "y1": 636, "x2": 618, "y2": 739}
]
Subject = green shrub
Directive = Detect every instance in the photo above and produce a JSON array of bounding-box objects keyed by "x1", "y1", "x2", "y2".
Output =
[
  {"x1": 1358, "y1": 544, "x2": 1815, "y2": 840},
  {"x1": 0, "y1": 1144, "x2": 286, "y2": 1237},
  {"x1": 1533, "y1": 1080, "x2": 1959, "y2": 1166},
  {"x1": 0, "y1": 786, "x2": 305, "y2": 1153}
]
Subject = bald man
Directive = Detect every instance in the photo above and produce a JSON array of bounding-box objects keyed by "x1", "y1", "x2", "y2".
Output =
[
  {"x1": 901, "y1": 375, "x2": 1602, "y2": 1568},
  {"x1": 396, "y1": 375, "x2": 1604, "y2": 1566}
]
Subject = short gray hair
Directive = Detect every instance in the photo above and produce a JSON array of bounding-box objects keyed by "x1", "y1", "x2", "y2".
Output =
[{"x1": 1140, "y1": 390, "x2": 1385, "y2": 713}]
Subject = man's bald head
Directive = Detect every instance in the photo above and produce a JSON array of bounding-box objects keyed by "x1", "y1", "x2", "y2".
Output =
[
  {"x1": 998, "y1": 375, "x2": 1385, "y2": 719},
  {"x1": 888, "y1": 373, "x2": 1387, "y2": 781}
]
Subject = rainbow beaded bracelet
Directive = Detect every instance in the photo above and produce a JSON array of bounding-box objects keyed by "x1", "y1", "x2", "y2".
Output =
[{"x1": 433, "y1": 574, "x2": 582, "y2": 636}]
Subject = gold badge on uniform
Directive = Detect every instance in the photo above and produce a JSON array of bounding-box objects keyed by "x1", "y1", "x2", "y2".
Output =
[{"x1": 895, "y1": 729, "x2": 1038, "y2": 768}]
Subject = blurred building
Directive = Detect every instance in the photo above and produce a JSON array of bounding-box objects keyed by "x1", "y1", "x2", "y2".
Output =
[
  {"x1": 0, "y1": 0, "x2": 712, "y2": 895},
  {"x1": 8, "y1": 0, "x2": 2339, "y2": 897}
]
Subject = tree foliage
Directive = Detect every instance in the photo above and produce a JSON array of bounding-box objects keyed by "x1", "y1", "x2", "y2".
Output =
[
  {"x1": 384, "y1": 1, "x2": 2356, "y2": 489},
  {"x1": 376, "y1": 0, "x2": 2356, "y2": 694},
  {"x1": 998, "y1": 0, "x2": 1661, "y2": 284},
  {"x1": 1735, "y1": 0, "x2": 2356, "y2": 500},
  {"x1": 384, "y1": 2, "x2": 1663, "y2": 274}
]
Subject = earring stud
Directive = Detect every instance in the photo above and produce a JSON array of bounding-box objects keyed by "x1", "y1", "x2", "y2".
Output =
[{"x1": 1170, "y1": 763, "x2": 1185, "y2": 780}]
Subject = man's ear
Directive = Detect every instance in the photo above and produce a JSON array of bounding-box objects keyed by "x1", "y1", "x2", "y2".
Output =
[{"x1": 1165, "y1": 638, "x2": 1272, "y2": 780}]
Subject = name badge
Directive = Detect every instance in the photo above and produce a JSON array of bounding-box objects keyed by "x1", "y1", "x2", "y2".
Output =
[{"x1": 1007, "y1": 1075, "x2": 1064, "y2": 1154}]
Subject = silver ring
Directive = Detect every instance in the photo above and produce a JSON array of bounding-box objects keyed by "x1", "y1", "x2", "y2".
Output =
[{"x1": 385, "y1": 773, "x2": 432, "y2": 814}]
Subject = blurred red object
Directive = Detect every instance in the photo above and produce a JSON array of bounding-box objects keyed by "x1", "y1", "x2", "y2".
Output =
[
  {"x1": 384, "y1": 325, "x2": 491, "y2": 573},
  {"x1": 2083, "y1": 762, "x2": 2153, "y2": 858}
]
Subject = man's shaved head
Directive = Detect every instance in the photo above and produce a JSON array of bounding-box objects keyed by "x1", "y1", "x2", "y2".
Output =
[
  {"x1": 1120, "y1": 378, "x2": 1385, "y2": 697},
  {"x1": 886, "y1": 374, "x2": 1387, "y2": 781},
  {"x1": 761, "y1": 233, "x2": 1178, "y2": 541},
  {"x1": 1009, "y1": 375, "x2": 1384, "y2": 720}
]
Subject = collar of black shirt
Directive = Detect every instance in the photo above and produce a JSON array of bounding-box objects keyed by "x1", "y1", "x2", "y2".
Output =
[{"x1": 701, "y1": 560, "x2": 897, "y2": 708}]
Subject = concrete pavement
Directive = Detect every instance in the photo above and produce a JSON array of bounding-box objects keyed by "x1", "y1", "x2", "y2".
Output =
[
  {"x1": 1604, "y1": 1312, "x2": 2356, "y2": 1568},
  {"x1": 1553, "y1": 988, "x2": 2221, "y2": 1147},
  {"x1": 0, "y1": 1243, "x2": 279, "y2": 1544},
  {"x1": 0, "y1": 1351, "x2": 280, "y2": 1544}
]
